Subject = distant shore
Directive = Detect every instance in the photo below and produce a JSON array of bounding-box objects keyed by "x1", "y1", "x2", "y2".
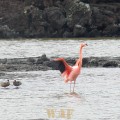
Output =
[
  {"x1": 0, "y1": 54, "x2": 119, "y2": 72},
  {"x1": 0, "y1": 0, "x2": 120, "y2": 38}
]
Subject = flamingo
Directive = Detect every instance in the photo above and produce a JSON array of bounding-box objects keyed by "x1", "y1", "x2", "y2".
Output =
[{"x1": 53, "y1": 43, "x2": 87, "y2": 93}]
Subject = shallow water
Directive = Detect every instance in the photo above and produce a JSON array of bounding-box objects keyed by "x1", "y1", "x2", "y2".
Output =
[
  {"x1": 0, "y1": 38, "x2": 120, "y2": 120},
  {"x1": 0, "y1": 68, "x2": 120, "y2": 120},
  {"x1": 0, "y1": 39, "x2": 120, "y2": 58}
]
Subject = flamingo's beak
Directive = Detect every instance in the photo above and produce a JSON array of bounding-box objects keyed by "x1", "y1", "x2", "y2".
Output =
[{"x1": 85, "y1": 43, "x2": 88, "y2": 46}]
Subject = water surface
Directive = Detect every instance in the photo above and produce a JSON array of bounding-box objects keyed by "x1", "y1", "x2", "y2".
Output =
[
  {"x1": 0, "y1": 39, "x2": 120, "y2": 120},
  {"x1": 0, "y1": 39, "x2": 120, "y2": 58},
  {"x1": 0, "y1": 68, "x2": 120, "y2": 120}
]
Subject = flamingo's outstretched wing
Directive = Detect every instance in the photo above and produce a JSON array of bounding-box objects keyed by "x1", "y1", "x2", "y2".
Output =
[
  {"x1": 52, "y1": 60, "x2": 65, "y2": 73},
  {"x1": 51, "y1": 58, "x2": 72, "y2": 73}
]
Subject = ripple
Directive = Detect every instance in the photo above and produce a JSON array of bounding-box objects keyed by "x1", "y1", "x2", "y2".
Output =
[{"x1": 0, "y1": 39, "x2": 120, "y2": 58}]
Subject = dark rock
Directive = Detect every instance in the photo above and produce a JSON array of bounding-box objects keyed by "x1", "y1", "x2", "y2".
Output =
[
  {"x1": 97, "y1": 59, "x2": 107, "y2": 66},
  {"x1": 87, "y1": 29, "x2": 101, "y2": 37},
  {"x1": 91, "y1": 7, "x2": 115, "y2": 32},
  {"x1": 81, "y1": 0, "x2": 120, "y2": 4},
  {"x1": 43, "y1": 7, "x2": 66, "y2": 30},
  {"x1": 0, "y1": 25, "x2": 17, "y2": 38},
  {"x1": 24, "y1": 0, "x2": 44, "y2": 10},
  {"x1": 90, "y1": 3, "x2": 120, "y2": 37},
  {"x1": 36, "y1": 54, "x2": 49, "y2": 64},
  {"x1": 6, "y1": 59, "x2": 19, "y2": 64},
  {"x1": 0, "y1": 56, "x2": 119, "y2": 72},
  {"x1": 27, "y1": 57, "x2": 36, "y2": 64},
  {"x1": 103, "y1": 61, "x2": 118, "y2": 67},
  {"x1": 6, "y1": 65, "x2": 18, "y2": 71},
  {"x1": 103, "y1": 25, "x2": 119, "y2": 36},
  {"x1": 89, "y1": 58, "x2": 99, "y2": 67},
  {"x1": 54, "y1": 0, "x2": 63, "y2": 8},
  {"x1": 43, "y1": 0, "x2": 54, "y2": 8},
  {"x1": 0, "y1": 0, "x2": 120, "y2": 38},
  {"x1": 42, "y1": 6, "x2": 67, "y2": 37},
  {"x1": 43, "y1": 61, "x2": 53, "y2": 67},
  {"x1": 80, "y1": 0, "x2": 92, "y2": 3},
  {"x1": 63, "y1": 31, "x2": 73, "y2": 38},
  {"x1": 0, "y1": 58, "x2": 7, "y2": 64},
  {"x1": 6, "y1": 58, "x2": 28, "y2": 64},
  {"x1": 17, "y1": 58, "x2": 28, "y2": 64},
  {"x1": 24, "y1": 6, "x2": 46, "y2": 37},
  {"x1": 66, "y1": 57, "x2": 76, "y2": 65},
  {"x1": 82, "y1": 58, "x2": 89, "y2": 67},
  {"x1": 36, "y1": 58, "x2": 43, "y2": 64},
  {"x1": 73, "y1": 25, "x2": 86, "y2": 37},
  {"x1": 41, "y1": 54, "x2": 49, "y2": 61},
  {"x1": 64, "y1": 0, "x2": 92, "y2": 29}
]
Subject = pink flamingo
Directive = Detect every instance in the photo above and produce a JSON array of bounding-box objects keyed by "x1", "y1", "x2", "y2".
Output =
[{"x1": 53, "y1": 43, "x2": 87, "y2": 93}]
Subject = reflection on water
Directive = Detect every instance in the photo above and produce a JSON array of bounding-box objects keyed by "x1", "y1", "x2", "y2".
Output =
[
  {"x1": 0, "y1": 68, "x2": 120, "y2": 120},
  {"x1": 0, "y1": 39, "x2": 120, "y2": 58}
]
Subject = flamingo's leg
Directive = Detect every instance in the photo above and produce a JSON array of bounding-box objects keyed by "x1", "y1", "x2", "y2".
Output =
[
  {"x1": 70, "y1": 82, "x2": 71, "y2": 93},
  {"x1": 73, "y1": 81, "x2": 76, "y2": 92}
]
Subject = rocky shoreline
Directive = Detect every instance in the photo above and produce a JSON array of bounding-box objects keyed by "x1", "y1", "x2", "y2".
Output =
[
  {"x1": 0, "y1": 0, "x2": 120, "y2": 38},
  {"x1": 0, "y1": 54, "x2": 119, "y2": 72}
]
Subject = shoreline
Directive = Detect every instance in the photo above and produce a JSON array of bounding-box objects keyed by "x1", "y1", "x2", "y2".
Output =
[
  {"x1": 0, "y1": 0, "x2": 120, "y2": 38},
  {"x1": 0, "y1": 37, "x2": 120, "y2": 40},
  {"x1": 0, "y1": 54, "x2": 119, "y2": 72}
]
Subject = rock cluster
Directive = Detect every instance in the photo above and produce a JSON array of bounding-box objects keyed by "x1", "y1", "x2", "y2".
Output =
[
  {"x1": 0, "y1": 0, "x2": 120, "y2": 38},
  {"x1": 0, "y1": 54, "x2": 119, "y2": 72}
]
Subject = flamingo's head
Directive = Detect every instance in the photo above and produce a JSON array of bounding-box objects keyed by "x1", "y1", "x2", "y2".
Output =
[{"x1": 80, "y1": 43, "x2": 88, "y2": 48}]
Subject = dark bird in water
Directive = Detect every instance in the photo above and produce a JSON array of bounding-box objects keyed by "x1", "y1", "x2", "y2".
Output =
[
  {"x1": 13, "y1": 80, "x2": 22, "y2": 87},
  {"x1": 0, "y1": 80, "x2": 10, "y2": 88}
]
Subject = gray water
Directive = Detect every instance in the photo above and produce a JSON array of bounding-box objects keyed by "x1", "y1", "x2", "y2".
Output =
[
  {"x1": 0, "y1": 39, "x2": 120, "y2": 120},
  {"x1": 0, "y1": 39, "x2": 120, "y2": 58}
]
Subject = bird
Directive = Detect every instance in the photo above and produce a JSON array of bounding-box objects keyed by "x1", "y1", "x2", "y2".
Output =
[
  {"x1": 0, "y1": 80, "x2": 10, "y2": 88},
  {"x1": 13, "y1": 80, "x2": 22, "y2": 88},
  {"x1": 52, "y1": 43, "x2": 87, "y2": 93}
]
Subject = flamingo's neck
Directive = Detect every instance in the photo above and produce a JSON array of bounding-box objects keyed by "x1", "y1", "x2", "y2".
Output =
[
  {"x1": 79, "y1": 46, "x2": 83, "y2": 66},
  {"x1": 74, "y1": 45, "x2": 84, "y2": 68},
  {"x1": 75, "y1": 46, "x2": 83, "y2": 67}
]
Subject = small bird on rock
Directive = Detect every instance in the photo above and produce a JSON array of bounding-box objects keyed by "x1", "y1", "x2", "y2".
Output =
[{"x1": 0, "y1": 80, "x2": 10, "y2": 88}]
